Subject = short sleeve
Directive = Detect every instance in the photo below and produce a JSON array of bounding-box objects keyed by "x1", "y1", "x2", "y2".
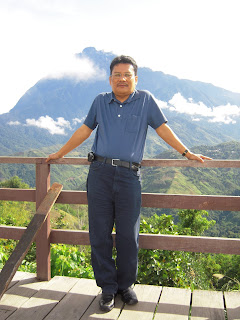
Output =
[
  {"x1": 147, "y1": 93, "x2": 168, "y2": 129},
  {"x1": 84, "y1": 97, "x2": 98, "y2": 130}
]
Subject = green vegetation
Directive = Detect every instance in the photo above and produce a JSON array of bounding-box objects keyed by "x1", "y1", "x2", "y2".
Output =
[{"x1": 0, "y1": 176, "x2": 239, "y2": 291}]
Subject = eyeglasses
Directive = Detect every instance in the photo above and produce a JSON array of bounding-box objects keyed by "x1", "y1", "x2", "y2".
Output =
[{"x1": 111, "y1": 73, "x2": 134, "y2": 79}]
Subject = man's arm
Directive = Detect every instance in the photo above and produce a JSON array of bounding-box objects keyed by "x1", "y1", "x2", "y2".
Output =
[
  {"x1": 156, "y1": 123, "x2": 212, "y2": 163},
  {"x1": 46, "y1": 124, "x2": 93, "y2": 162}
]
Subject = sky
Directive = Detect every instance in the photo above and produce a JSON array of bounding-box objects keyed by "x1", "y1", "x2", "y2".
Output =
[{"x1": 1, "y1": 0, "x2": 240, "y2": 116}]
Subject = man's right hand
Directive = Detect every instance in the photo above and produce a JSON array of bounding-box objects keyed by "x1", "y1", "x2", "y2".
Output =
[{"x1": 45, "y1": 152, "x2": 63, "y2": 163}]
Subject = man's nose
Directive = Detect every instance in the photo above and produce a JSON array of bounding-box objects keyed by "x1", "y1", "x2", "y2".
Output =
[{"x1": 119, "y1": 75, "x2": 127, "y2": 80}]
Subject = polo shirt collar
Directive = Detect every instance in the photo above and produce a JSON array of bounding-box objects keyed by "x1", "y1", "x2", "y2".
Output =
[{"x1": 108, "y1": 90, "x2": 140, "y2": 104}]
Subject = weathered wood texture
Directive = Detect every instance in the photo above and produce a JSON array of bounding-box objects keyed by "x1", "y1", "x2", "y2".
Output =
[
  {"x1": 2, "y1": 188, "x2": 239, "y2": 212},
  {"x1": 1, "y1": 273, "x2": 239, "y2": 320},
  {"x1": 119, "y1": 284, "x2": 161, "y2": 320},
  {"x1": 155, "y1": 287, "x2": 191, "y2": 320},
  {"x1": 0, "y1": 189, "x2": 35, "y2": 202},
  {"x1": 35, "y1": 163, "x2": 51, "y2": 281},
  {"x1": 1, "y1": 157, "x2": 240, "y2": 168},
  {"x1": 191, "y1": 290, "x2": 225, "y2": 320},
  {"x1": 0, "y1": 272, "x2": 45, "y2": 320},
  {"x1": 5, "y1": 276, "x2": 79, "y2": 320},
  {"x1": 0, "y1": 183, "x2": 62, "y2": 301},
  {"x1": 1, "y1": 227, "x2": 240, "y2": 255},
  {"x1": 224, "y1": 291, "x2": 240, "y2": 320}
]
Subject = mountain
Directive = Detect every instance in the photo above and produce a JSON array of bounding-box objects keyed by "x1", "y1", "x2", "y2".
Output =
[{"x1": 1, "y1": 47, "x2": 240, "y2": 156}]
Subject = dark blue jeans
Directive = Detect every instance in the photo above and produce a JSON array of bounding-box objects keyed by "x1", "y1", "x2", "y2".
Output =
[{"x1": 87, "y1": 161, "x2": 141, "y2": 294}]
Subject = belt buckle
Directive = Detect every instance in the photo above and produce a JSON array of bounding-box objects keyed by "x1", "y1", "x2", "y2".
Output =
[{"x1": 112, "y1": 159, "x2": 119, "y2": 166}]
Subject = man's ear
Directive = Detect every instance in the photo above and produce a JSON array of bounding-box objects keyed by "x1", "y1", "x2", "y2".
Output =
[{"x1": 135, "y1": 76, "x2": 138, "y2": 86}]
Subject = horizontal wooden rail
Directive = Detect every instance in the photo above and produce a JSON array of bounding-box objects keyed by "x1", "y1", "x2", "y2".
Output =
[
  {"x1": 1, "y1": 156, "x2": 240, "y2": 168},
  {"x1": 0, "y1": 188, "x2": 36, "y2": 202},
  {"x1": 1, "y1": 189, "x2": 239, "y2": 211},
  {"x1": 1, "y1": 226, "x2": 240, "y2": 255}
]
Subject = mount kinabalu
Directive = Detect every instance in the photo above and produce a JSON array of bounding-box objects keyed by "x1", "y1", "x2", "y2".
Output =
[{"x1": 1, "y1": 47, "x2": 240, "y2": 156}]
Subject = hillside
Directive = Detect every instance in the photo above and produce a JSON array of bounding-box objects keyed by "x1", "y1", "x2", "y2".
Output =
[{"x1": 1, "y1": 140, "x2": 239, "y2": 195}]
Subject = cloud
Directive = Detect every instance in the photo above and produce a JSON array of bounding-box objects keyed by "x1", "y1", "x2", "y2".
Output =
[
  {"x1": 25, "y1": 116, "x2": 72, "y2": 135},
  {"x1": 72, "y1": 117, "x2": 86, "y2": 125},
  {"x1": 165, "y1": 93, "x2": 240, "y2": 124},
  {"x1": 7, "y1": 116, "x2": 88, "y2": 134},
  {"x1": 8, "y1": 121, "x2": 21, "y2": 125},
  {"x1": 46, "y1": 55, "x2": 107, "y2": 82}
]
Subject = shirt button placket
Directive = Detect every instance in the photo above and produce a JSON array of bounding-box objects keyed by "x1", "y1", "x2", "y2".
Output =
[{"x1": 118, "y1": 104, "x2": 123, "y2": 118}]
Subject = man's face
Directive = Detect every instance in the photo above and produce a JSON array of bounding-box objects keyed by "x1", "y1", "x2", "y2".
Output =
[{"x1": 109, "y1": 63, "x2": 138, "y2": 101}]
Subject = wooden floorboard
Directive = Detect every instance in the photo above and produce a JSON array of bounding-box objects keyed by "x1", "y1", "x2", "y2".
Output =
[
  {"x1": 191, "y1": 290, "x2": 225, "y2": 320},
  {"x1": 118, "y1": 284, "x2": 161, "y2": 320},
  {"x1": 224, "y1": 291, "x2": 240, "y2": 320},
  {"x1": 155, "y1": 287, "x2": 191, "y2": 320},
  {"x1": 0, "y1": 272, "x2": 239, "y2": 320}
]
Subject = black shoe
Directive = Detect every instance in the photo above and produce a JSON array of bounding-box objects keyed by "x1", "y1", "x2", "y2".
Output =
[
  {"x1": 118, "y1": 287, "x2": 138, "y2": 305},
  {"x1": 99, "y1": 293, "x2": 115, "y2": 312}
]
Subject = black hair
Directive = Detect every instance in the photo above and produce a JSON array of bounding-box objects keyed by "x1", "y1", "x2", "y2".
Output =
[{"x1": 110, "y1": 55, "x2": 138, "y2": 75}]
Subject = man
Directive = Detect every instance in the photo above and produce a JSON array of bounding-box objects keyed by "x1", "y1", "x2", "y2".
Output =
[{"x1": 46, "y1": 55, "x2": 211, "y2": 312}]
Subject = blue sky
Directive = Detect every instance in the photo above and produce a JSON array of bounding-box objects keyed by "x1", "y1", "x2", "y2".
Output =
[{"x1": 0, "y1": 0, "x2": 240, "y2": 115}]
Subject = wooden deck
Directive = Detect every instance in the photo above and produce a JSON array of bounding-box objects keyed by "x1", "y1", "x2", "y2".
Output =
[{"x1": 0, "y1": 272, "x2": 239, "y2": 320}]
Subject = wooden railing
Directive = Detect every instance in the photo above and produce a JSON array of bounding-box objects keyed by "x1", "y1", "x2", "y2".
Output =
[{"x1": 0, "y1": 157, "x2": 240, "y2": 281}]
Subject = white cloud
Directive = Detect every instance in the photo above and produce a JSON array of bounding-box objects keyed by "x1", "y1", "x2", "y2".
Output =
[
  {"x1": 166, "y1": 93, "x2": 240, "y2": 124},
  {"x1": 25, "y1": 116, "x2": 71, "y2": 135},
  {"x1": 72, "y1": 117, "x2": 86, "y2": 125},
  {"x1": 46, "y1": 55, "x2": 107, "y2": 82},
  {"x1": 7, "y1": 116, "x2": 88, "y2": 134},
  {"x1": 8, "y1": 121, "x2": 21, "y2": 125}
]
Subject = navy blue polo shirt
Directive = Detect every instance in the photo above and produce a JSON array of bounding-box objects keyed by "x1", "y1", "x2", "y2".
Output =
[{"x1": 84, "y1": 89, "x2": 167, "y2": 163}]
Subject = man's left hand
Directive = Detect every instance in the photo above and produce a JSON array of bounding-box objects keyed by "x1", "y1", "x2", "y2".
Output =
[{"x1": 186, "y1": 152, "x2": 212, "y2": 163}]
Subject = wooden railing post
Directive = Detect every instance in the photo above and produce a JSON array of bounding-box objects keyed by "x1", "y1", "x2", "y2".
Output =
[{"x1": 35, "y1": 162, "x2": 51, "y2": 280}]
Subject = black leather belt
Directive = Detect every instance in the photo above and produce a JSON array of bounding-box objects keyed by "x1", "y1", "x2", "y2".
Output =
[{"x1": 93, "y1": 154, "x2": 141, "y2": 171}]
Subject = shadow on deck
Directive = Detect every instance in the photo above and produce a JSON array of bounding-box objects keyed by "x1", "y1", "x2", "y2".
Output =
[{"x1": 0, "y1": 272, "x2": 239, "y2": 320}]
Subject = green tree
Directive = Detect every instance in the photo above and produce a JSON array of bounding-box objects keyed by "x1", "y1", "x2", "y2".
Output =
[
  {"x1": 178, "y1": 209, "x2": 216, "y2": 236},
  {"x1": 0, "y1": 176, "x2": 29, "y2": 189},
  {"x1": 137, "y1": 210, "x2": 219, "y2": 290}
]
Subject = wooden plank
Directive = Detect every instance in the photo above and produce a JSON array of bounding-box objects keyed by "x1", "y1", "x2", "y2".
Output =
[
  {"x1": 191, "y1": 290, "x2": 225, "y2": 320},
  {"x1": 5, "y1": 276, "x2": 78, "y2": 320},
  {"x1": 0, "y1": 189, "x2": 35, "y2": 202},
  {"x1": 155, "y1": 287, "x2": 191, "y2": 320},
  {"x1": 46, "y1": 158, "x2": 89, "y2": 165},
  {"x1": 119, "y1": 284, "x2": 162, "y2": 320},
  {"x1": 2, "y1": 225, "x2": 239, "y2": 255},
  {"x1": 0, "y1": 183, "x2": 63, "y2": 300},
  {"x1": 6, "y1": 271, "x2": 36, "y2": 291},
  {"x1": 50, "y1": 229, "x2": 90, "y2": 245},
  {"x1": 54, "y1": 191, "x2": 240, "y2": 211},
  {"x1": 0, "y1": 226, "x2": 25, "y2": 241},
  {"x1": 45, "y1": 278, "x2": 100, "y2": 320},
  {"x1": 142, "y1": 193, "x2": 240, "y2": 211},
  {"x1": 49, "y1": 229, "x2": 240, "y2": 255},
  {"x1": 138, "y1": 233, "x2": 240, "y2": 255},
  {"x1": 56, "y1": 190, "x2": 88, "y2": 205},
  {"x1": 224, "y1": 291, "x2": 240, "y2": 320},
  {"x1": 0, "y1": 274, "x2": 46, "y2": 320},
  {"x1": 0, "y1": 157, "x2": 44, "y2": 164},
  {"x1": 35, "y1": 163, "x2": 51, "y2": 280},
  {"x1": 80, "y1": 293, "x2": 124, "y2": 320},
  {"x1": 1, "y1": 157, "x2": 239, "y2": 168}
]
